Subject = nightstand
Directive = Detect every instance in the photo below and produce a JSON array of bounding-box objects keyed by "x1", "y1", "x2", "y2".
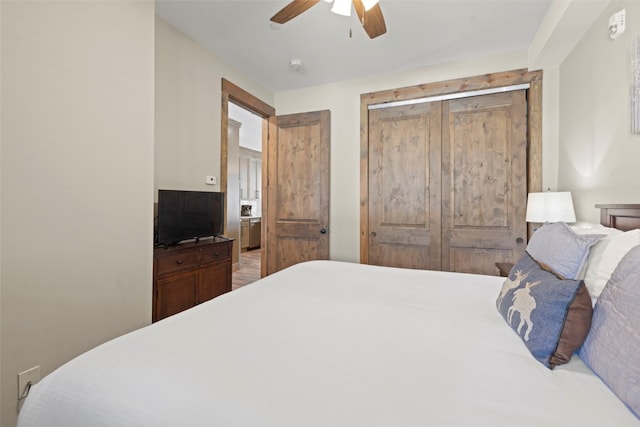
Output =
[{"x1": 495, "y1": 262, "x2": 514, "y2": 277}]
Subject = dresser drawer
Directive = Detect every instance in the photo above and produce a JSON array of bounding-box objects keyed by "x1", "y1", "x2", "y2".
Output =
[
  {"x1": 199, "y1": 243, "x2": 231, "y2": 266},
  {"x1": 155, "y1": 251, "x2": 198, "y2": 276},
  {"x1": 153, "y1": 239, "x2": 233, "y2": 322}
]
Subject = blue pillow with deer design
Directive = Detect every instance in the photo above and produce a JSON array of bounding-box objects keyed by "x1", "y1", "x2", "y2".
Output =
[{"x1": 496, "y1": 252, "x2": 593, "y2": 368}]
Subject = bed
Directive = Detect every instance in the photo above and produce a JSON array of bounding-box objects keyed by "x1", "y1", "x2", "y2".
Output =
[{"x1": 18, "y1": 205, "x2": 640, "y2": 426}]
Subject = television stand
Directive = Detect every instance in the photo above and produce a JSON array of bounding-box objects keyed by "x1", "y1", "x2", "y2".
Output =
[{"x1": 152, "y1": 237, "x2": 233, "y2": 322}]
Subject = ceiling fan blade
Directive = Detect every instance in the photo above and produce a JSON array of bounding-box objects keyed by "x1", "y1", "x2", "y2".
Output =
[
  {"x1": 270, "y1": 0, "x2": 321, "y2": 24},
  {"x1": 353, "y1": 0, "x2": 387, "y2": 39}
]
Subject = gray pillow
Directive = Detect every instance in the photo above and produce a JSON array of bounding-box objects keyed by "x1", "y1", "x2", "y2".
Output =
[
  {"x1": 497, "y1": 253, "x2": 593, "y2": 368},
  {"x1": 526, "y1": 222, "x2": 602, "y2": 279},
  {"x1": 579, "y1": 244, "x2": 640, "y2": 418}
]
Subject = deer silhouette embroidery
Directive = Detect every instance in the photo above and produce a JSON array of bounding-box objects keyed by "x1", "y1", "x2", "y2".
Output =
[
  {"x1": 497, "y1": 270, "x2": 529, "y2": 308},
  {"x1": 507, "y1": 280, "x2": 541, "y2": 341}
]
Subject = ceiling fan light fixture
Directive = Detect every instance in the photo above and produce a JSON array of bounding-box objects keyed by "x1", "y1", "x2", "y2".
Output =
[
  {"x1": 361, "y1": 0, "x2": 378, "y2": 11},
  {"x1": 270, "y1": 0, "x2": 386, "y2": 39},
  {"x1": 331, "y1": 0, "x2": 351, "y2": 16}
]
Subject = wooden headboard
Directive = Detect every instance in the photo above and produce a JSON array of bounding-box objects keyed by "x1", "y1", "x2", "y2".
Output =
[{"x1": 597, "y1": 204, "x2": 640, "y2": 231}]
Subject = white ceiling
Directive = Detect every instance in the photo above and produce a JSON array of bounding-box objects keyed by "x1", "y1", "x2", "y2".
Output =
[{"x1": 155, "y1": 0, "x2": 553, "y2": 93}]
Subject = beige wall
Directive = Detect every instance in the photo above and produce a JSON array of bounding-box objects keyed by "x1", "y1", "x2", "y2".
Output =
[
  {"x1": 559, "y1": 0, "x2": 640, "y2": 222},
  {"x1": 0, "y1": 2, "x2": 155, "y2": 426},
  {"x1": 528, "y1": 0, "x2": 610, "y2": 196},
  {"x1": 274, "y1": 50, "x2": 531, "y2": 262},
  {"x1": 154, "y1": 17, "x2": 273, "y2": 197}
]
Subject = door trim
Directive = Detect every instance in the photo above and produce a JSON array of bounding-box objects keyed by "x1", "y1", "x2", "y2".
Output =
[
  {"x1": 368, "y1": 83, "x2": 530, "y2": 110},
  {"x1": 220, "y1": 79, "x2": 275, "y2": 278},
  {"x1": 359, "y1": 68, "x2": 543, "y2": 264}
]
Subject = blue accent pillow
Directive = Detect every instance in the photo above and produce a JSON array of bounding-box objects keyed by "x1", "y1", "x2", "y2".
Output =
[
  {"x1": 526, "y1": 222, "x2": 602, "y2": 279},
  {"x1": 579, "y1": 244, "x2": 640, "y2": 418},
  {"x1": 497, "y1": 253, "x2": 593, "y2": 368}
]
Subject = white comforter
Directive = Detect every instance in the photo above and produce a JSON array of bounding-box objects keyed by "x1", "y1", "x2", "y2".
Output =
[{"x1": 18, "y1": 261, "x2": 640, "y2": 426}]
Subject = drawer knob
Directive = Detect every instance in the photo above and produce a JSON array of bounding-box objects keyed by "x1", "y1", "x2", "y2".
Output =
[
  {"x1": 176, "y1": 260, "x2": 183, "y2": 265},
  {"x1": 214, "y1": 252, "x2": 220, "y2": 256}
]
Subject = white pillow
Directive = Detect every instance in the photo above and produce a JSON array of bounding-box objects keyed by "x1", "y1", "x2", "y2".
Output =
[
  {"x1": 583, "y1": 229, "x2": 640, "y2": 300},
  {"x1": 570, "y1": 224, "x2": 622, "y2": 280},
  {"x1": 571, "y1": 223, "x2": 623, "y2": 237}
]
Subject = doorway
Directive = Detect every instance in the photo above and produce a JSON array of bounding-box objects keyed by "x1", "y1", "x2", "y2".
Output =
[
  {"x1": 228, "y1": 102, "x2": 263, "y2": 287},
  {"x1": 220, "y1": 79, "x2": 274, "y2": 281},
  {"x1": 221, "y1": 80, "x2": 331, "y2": 280}
]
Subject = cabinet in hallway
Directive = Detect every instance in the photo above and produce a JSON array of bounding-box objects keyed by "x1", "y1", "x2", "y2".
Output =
[
  {"x1": 240, "y1": 147, "x2": 261, "y2": 200},
  {"x1": 241, "y1": 218, "x2": 250, "y2": 249},
  {"x1": 240, "y1": 217, "x2": 261, "y2": 250}
]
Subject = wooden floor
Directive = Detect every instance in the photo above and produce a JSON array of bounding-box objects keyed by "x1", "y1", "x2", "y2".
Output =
[{"x1": 232, "y1": 248, "x2": 261, "y2": 290}]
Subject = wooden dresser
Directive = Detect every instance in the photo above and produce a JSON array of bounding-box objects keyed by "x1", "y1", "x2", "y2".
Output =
[{"x1": 153, "y1": 237, "x2": 233, "y2": 322}]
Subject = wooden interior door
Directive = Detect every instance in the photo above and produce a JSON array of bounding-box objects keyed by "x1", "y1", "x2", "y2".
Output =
[
  {"x1": 368, "y1": 102, "x2": 442, "y2": 270},
  {"x1": 442, "y1": 90, "x2": 528, "y2": 274},
  {"x1": 265, "y1": 110, "x2": 331, "y2": 275}
]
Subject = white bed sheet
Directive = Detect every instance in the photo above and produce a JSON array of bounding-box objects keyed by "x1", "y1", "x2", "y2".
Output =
[{"x1": 18, "y1": 260, "x2": 640, "y2": 426}]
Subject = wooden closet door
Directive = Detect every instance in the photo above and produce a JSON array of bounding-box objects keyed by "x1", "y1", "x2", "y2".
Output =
[
  {"x1": 441, "y1": 90, "x2": 528, "y2": 274},
  {"x1": 368, "y1": 102, "x2": 442, "y2": 270}
]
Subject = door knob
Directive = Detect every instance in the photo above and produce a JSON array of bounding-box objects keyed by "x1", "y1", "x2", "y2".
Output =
[
  {"x1": 516, "y1": 237, "x2": 524, "y2": 244},
  {"x1": 320, "y1": 228, "x2": 327, "y2": 234}
]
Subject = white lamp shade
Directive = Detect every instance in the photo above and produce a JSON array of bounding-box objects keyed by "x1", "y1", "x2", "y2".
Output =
[{"x1": 526, "y1": 192, "x2": 576, "y2": 223}]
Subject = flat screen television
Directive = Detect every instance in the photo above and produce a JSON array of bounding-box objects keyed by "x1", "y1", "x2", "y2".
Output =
[{"x1": 156, "y1": 190, "x2": 225, "y2": 246}]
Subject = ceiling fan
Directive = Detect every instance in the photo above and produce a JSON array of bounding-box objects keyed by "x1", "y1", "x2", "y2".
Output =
[{"x1": 270, "y1": 0, "x2": 387, "y2": 39}]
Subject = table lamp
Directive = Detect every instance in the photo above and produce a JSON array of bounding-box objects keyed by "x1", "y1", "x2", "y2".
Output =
[{"x1": 525, "y1": 191, "x2": 576, "y2": 223}]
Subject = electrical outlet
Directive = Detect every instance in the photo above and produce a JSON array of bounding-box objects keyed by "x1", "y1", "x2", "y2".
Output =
[
  {"x1": 18, "y1": 366, "x2": 40, "y2": 399},
  {"x1": 205, "y1": 175, "x2": 216, "y2": 185}
]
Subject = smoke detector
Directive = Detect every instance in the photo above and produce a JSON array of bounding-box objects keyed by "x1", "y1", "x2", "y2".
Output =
[{"x1": 289, "y1": 59, "x2": 304, "y2": 72}]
